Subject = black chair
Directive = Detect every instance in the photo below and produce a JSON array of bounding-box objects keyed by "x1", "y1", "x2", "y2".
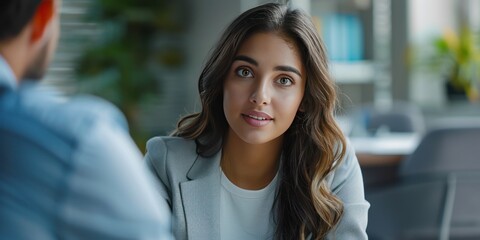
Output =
[
  {"x1": 348, "y1": 101, "x2": 425, "y2": 137},
  {"x1": 348, "y1": 101, "x2": 426, "y2": 188},
  {"x1": 367, "y1": 126, "x2": 480, "y2": 240}
]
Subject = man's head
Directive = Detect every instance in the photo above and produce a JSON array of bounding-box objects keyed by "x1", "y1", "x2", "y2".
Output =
[{"x1": 0, "y1": 0, "x2": 60, "y2": 81}]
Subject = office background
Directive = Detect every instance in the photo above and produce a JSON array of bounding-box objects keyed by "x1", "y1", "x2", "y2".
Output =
[
  {"x1": 38, "y1": 0, "x2": 480, "y2": 238},
  {"x1": 44, "y1": 0, "x2": 480, "y2": 148}
]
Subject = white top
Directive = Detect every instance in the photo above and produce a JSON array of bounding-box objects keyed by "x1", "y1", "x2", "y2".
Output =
[{"x1": 220, "y1": 169, "x2": 279, "y2": 240}]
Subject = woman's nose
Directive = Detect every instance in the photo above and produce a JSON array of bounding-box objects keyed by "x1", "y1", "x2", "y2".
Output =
[{"x1": 250, "y1": 80, "x2": 271, "y2": 105}]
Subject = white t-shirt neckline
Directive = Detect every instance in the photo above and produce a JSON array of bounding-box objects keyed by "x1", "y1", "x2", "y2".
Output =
[{"x1": 220, "y1": 167, "x2": 280, "y2": 240}]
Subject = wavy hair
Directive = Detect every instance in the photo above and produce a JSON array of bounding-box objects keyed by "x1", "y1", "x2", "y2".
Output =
[{"x1": 173, "y1": 3, "x2": 347, "y2": 239}]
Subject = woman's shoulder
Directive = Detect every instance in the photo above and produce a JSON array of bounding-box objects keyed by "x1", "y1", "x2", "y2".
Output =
[
  {"x1": 327, "y1": 140, "x2": 360, "y2": 189},
  {"x1": 145, "y1": 136, "x2": 198, "y2": 173},
  {"x1": 146, "y1": 136, "x2": 196, "y2": 153},
  {"x1": 337, "y1": 140, "x2": 358, "y2": 169}
]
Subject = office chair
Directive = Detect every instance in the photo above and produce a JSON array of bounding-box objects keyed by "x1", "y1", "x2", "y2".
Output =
[
  {"x1": 401, "y1": 126, "x2": 480, "y2": 175},
  {"x1": 348, "y1": 101, "x2": 426, "y2": 188},
  {"x1": 367, "y1": 125, "x2": 480, "y2": 240},
  {"x1": 349, "y1": 101, "x2": 425, "y2": 137}
]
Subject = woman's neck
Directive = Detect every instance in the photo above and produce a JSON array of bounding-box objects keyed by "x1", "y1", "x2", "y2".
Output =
[{"x1": 221, "y1": 129, "x2": 283, "y2": 190}]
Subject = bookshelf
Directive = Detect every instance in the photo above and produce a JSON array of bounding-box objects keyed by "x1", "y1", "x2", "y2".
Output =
[
  {"x1": 330, "y1": 61, "x2": 375, "y2": 84},
  {"x1": 308, "y1": 0, "x2": 393, "y2": 106}
]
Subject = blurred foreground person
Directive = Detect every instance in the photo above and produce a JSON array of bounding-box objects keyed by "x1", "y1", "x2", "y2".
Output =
[{"x1": 0, "y1": 0, "x2": 172, "y2": 239}]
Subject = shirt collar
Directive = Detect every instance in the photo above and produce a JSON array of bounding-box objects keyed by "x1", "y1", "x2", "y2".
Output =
[{"x1": 0, "y1": 55, "x2": 18, "y2": 90}]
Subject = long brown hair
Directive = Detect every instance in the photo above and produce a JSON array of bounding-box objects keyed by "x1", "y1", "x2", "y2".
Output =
[{"x1": 173, "y1": 3, "x2": 347, "y2": 239}]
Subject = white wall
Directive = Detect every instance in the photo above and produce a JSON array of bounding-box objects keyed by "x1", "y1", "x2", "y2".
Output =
[
  {"x1": 408, "y1": 0, "x2": 457, "y2": 43},
  {"x1": 183, "y1": 0, "x2": 241, "y2": 113},
  {"x1": 408, "y1": 0, "x2": 458, "y2": 107}
]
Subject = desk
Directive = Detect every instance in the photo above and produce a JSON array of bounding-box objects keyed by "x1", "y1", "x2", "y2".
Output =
[
  {"x1": 350, "y1": 133, "x2": 421, "y2": 166},
  {"x1": 350, "y1": 133, "x2": 420, "y2": 155},
  {"x1": 349, "y1": 133, "x2": 421, "y2": 188}
]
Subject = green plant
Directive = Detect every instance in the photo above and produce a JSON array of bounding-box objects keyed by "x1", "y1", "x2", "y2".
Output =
[
  {"x1": 427, "y1": 27, "x2": 480, "y2": 101},
  {"x1": 75, "y1": 0, "x2": 185, "y2": 150}
]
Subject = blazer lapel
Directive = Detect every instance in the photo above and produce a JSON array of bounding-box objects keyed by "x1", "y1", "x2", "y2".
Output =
[{"x1": 180, "y1": 150, "x2": 221, "y2": 240}]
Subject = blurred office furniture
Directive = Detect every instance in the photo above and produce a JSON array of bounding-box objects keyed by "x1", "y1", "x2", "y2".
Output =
[
  {"x1": 349, "y1": 101, "x2": 425, "y2": 137},
  {"x1": 367, "y1": 125, "x2": 480, "y2": 240},
  {"x1": 310, "y1": 0, "x2": 410, "y2": 110},
  {"x1": 401, "y1": 126, "x2": 480, "y2": 175},
  {"x1": 348, "y1": 101, "x2": 425, "y2": 188}
]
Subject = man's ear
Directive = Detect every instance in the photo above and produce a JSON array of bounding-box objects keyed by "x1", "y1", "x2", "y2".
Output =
[{"x1": 31, "y1": 0, "x2": 55, "y2": 43}]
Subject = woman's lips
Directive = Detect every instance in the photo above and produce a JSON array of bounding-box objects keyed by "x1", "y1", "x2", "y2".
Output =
[{"x1": 241, "y1": 111, "x2": 273, "y2": 127}]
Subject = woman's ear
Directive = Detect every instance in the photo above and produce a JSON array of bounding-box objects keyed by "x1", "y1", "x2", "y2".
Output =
[
  {"x1": 30, "y1": 0, "x2": 55, "y2": 43},
  {"x1": 298, "y1": 102, "x2": 305, "y2": 112}
]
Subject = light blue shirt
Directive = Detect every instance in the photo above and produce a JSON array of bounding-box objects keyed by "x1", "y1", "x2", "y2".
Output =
[
  {"x1": 0, "y1": 55, "x2": 16, "y2": 90},
  {"x1": 0, "y1": 55, "x2": 172, "y2": 239}
]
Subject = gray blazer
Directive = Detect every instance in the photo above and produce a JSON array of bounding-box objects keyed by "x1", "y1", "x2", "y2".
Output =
[{"x1": 145, "y1": 136, "x2": 369, "y2": 240}]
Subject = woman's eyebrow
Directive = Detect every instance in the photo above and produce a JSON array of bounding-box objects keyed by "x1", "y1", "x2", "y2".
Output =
[
  {"x1": 274, "y1": 66, "x2": 302, "y2": 78},
  {"x1": 233, "y1": 55, "x2": 302, "y2": 78},
  {"x1": 233, "y1": 55, "x2": 258, "y2": 66}
]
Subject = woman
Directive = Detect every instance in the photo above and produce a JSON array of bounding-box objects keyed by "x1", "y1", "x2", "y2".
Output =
[{"x1": 145, "y1": 3, "x2": 369, "y2": 240}]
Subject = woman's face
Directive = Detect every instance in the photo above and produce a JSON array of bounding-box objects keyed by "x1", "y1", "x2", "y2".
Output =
[{"x1": 223, "y1": 32, "x2": 306, "y2": 145}]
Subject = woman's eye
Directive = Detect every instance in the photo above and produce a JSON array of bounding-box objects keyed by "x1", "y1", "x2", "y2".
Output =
[
  {"x1": 277, "y1": 77, "x2": 293, "y2": 86},
  {"x1": 236, "y1": 68, "x2": 253, "y2": 78}
]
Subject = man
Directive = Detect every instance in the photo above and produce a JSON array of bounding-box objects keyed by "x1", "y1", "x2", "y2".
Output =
[{"x1": 0, "y1": 0, "x2": 172, "y2": 239}]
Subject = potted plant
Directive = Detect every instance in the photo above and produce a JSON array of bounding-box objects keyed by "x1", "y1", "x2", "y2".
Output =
[
  {"x1": 75, "y1": 0, "x2": 185, "y2": 150},
  {"x1": 426, "y1": 27, "x2": 480, "y2": 102}
]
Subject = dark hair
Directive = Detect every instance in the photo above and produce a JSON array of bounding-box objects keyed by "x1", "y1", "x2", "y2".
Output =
[
  {"x1": 0, "y1": 0, "x2": 42, "y2": 41},
  {"x1": 173, "y1": 3, "x2": 347, "y2": 239}
]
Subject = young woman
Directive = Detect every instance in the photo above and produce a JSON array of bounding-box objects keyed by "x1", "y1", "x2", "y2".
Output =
[{"x1": 145, "y1": 3, "x2": 369, "y2": 240}]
